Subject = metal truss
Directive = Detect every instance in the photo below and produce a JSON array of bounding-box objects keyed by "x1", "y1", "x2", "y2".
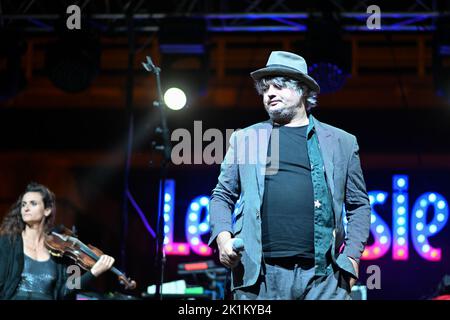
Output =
[{"x1": 0, "y1": 0, "x2": 448, "y2": 32}]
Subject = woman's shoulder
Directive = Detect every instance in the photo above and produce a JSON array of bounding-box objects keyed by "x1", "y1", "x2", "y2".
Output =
[{"x1": 0, "y1": 233, "x2": 20, "y2": 246}]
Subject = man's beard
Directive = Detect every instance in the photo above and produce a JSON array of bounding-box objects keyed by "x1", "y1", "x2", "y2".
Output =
[{"x1": 264, "y1": 104, "x2": 299, "y2": 125}]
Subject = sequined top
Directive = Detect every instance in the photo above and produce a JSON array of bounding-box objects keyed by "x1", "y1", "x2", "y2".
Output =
[{"x1": 12, "y1": 254, "x2": 58, "y2": 300}]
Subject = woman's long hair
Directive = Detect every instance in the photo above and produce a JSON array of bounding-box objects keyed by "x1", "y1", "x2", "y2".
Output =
[{"x1": 0, "y1": 182, "x2": 56, "y2": 236}]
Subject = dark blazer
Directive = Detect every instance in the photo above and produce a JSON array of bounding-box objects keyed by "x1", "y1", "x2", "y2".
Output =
[
  {"x1": 0, "y1": 234, "x2": 96, "y2": 300},
  {"x1": 209, "y1": 115, "x2": 371, "y2": 291}
]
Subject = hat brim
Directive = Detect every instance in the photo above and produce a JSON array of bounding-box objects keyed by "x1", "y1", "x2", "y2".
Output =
[{"x1": 250, "y1": 66, "x2": 320, "y2": 93}]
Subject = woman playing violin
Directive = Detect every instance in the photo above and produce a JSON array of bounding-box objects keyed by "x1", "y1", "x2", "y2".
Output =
[{"x1": 0, "y1": 182, "x2": 115, "y2": 300}]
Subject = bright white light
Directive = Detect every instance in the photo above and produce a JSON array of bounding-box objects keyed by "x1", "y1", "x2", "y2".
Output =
[
  {"x1": 189, "y1": 213, "x2": 198, "y2": 221},
  {"x1": 397, "y1": 195, "x2": 405, "y2": 204},
  {"x1": 437, "y1": 213, "x2": 445, "y2": 222},
  {"x1": 380, "y1": 236, "x2": 388, "y2": 244},
  {"x1": 397, "y1": 207, "x2": 406, "y2": 215},
  {"x1": 164, "y1": 226, "x2": 170, "y2": 234},
  {"x1": 416, "y1": 223, "x2": 424, "y2": 231},
  {"x1": 397, "y1": 178, "x2": 406, "y2": 188},
  {"x1": 420, "y1": 199, "x2": 427, "y2": 207},
  {"x1": 164, "y1": 236, "x2": 169, "y2": 244},
  {"x1": 188, "y1": 226, "x2": 197, "y2": 234},
  {"x1": 199, "y1": 223, "x2": 209, "y2": 232},
  {"x1": 191, "y1": 237, "x2": 199, "y2": 245},
  {"x1": 200, "y1": 197, "x2": 209, "y2": 206},
  {"x1": 437, "y1": 201, "x2": 446, "y2": 209},
  {"x1": 164, "y1": 87, "x2": 187, "y2": 110},
  {"x1": 164, "y1": 193, "x2": 171, "y2": 202},
  {"x1": 376, "y1": 225, "x2": 384, "y2": 234},
  {"x1": 397, "y1": 237, "x2": 406, "y2": 246},
  {"x1": 164, "y1": 204, "x2": 171, "y2": 213},
  {"x1": 417, "y1": 235, "x2": 425, "y2": 243},
  {"x1": 190, "y1": 203, "x2": 200, "y2": 211},
  {"x1": 164, "y1": 214, "x2": 170, "y2": 222},
  {"x1": 428, "y1": 193, "x2": 436, "y2": 203},
  {"x1": 376, "y1": 193, "x2": 385, "y2": 202},
  {"x1": 371, "y1": 214, "x2": 376, "y2": 223},
  {"x1": 429, "y1": 224, "x2": 437, "y2": 233},
  {"x1": 397, "y1": 227, "x2": 406, "y2": 235},
  {"x1": 415, "y1": 210, "x2": 424, "y2": 218},
  {"x1": 397, "y1": 217, "x2": 405, "y2": 225},
  {"x1": 369, "y1": 195, "x2": 375, "y2": 204},
  {"x1": 422, "y1": 244, "x2": 430, "y2": 253}
]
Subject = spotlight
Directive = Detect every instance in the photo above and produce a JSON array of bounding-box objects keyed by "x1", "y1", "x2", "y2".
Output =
[
  {"x1": 45, "y1": 29, "x2": 100, "y2": 93},
  {"x1": 302, "y1": 13, "x2": 351, "y2": 94},
  {"x1": 433, "y1": 16, "x2": 450, "y2": 102},
  {"x1": 164, "y1": 87, "x2": 187, "y2": 110},
  {"x1": 159, "y1": 18, "x2": 209, "y2": 104}
]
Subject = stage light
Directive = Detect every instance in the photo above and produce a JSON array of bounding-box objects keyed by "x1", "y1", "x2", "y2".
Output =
[
  {"x1": 200, "y1": 197, "x2": 209, "y2": 206},
  {"x1": 376, "y1": 193, "x2": 386, "y2": 202},
  {"x1": 190, "y1": 202, "x2": 200, "y2": 211},
  {"x1": 363, "y1": 191, "x2": 391, "y2": 260},
  {"x1": 415, "y1": 209, "x2": 424, "y2": 218},
  {"x1": 189, "y1": 213, "x2": 198, "y2": 221},
  {"x1": 45, "y1": 29, "x2": 100, "y2": 93},
  {"x1": 432, "y1": 16, "x2": 450, "y2": 102},
  {"x1": 164, "y1": 87, "x2": 187, "y2": 110},
  {"x1": 397, "y1": 195, "x2": 406, "y2": 204},
  {"x1": 159, "y1": 17, "x2": 209, "y2": 105},
  {"x1": 302, "y1": 13, "x2": 351, "y2": 94},
  {"x1": 188, "y1": 226, "x2": 197, "y2": 234},
  {"x1": 428, "y1": 193, "x2": 437, "y2": 202}
]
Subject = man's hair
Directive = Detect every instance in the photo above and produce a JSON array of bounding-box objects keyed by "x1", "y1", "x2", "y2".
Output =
[{"x1": 254, "y1": 76, "x2": 318, "y2": 113}]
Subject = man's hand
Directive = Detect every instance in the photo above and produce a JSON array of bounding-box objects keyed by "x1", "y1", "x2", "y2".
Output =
[
  {"x1": 216, "y1": 231, "x2": 242, "y2": 269},
  {"x1": 347, "y1": 257, "x2": 359, "y2": 289}
]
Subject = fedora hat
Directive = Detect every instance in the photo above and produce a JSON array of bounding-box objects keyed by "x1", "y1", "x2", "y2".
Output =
[{"x1": 250, "y1": 51, "x2": 320, "y2": 93}]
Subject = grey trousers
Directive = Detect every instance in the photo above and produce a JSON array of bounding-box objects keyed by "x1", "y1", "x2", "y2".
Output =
[{"x1": 234, "y1": 261, "x2": 352, "y2": 300}]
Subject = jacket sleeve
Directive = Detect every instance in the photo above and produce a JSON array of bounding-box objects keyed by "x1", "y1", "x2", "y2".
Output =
[
  {"x1": 208, "y1": 131, "x2": 241, "y2": 248},
  {"x1": 342, "y1": 137, "x2": 371, "y2": 265}
]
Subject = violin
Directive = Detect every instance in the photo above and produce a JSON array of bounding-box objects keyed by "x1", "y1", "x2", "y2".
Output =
[{"x1": 44, "y1": 226, "x2": 136, "y2": 290}]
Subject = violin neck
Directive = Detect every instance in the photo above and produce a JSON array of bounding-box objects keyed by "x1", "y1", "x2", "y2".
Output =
[{"x1": 77, "y1": 241, "x2": 125, "y2": 278}]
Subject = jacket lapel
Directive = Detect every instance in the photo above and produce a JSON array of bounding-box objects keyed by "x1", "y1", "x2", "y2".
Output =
[
  {"x1": 313, "y1": 116, "x2": 336, "y2": 199},
  {"x1": 254, "y1": 121, "x2": 272, "y2": 202}
]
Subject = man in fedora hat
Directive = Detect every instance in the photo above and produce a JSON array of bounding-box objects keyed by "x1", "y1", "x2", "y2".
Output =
[{"x1": 208, "y1": 51, "x2": 371, "y2": 300}]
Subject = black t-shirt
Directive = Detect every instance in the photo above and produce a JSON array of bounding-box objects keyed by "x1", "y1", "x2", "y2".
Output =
[{"x1": 261, "y1": 125, "x2": 315, "y2": 259}]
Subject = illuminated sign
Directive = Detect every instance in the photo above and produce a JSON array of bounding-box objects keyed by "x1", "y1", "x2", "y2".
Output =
[{"x1": 163, "y1": 175, "x2": 449, "y2": 261}]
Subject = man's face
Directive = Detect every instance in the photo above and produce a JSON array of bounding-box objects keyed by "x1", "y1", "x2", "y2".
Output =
[{"x1": 263, "y1": 83, "x2": 303, "y2": 124}]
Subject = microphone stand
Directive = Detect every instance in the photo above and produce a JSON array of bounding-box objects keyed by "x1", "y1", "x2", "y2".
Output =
[{"x1": 142, "y1": 56, "x2": 171, "y2": 300}]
